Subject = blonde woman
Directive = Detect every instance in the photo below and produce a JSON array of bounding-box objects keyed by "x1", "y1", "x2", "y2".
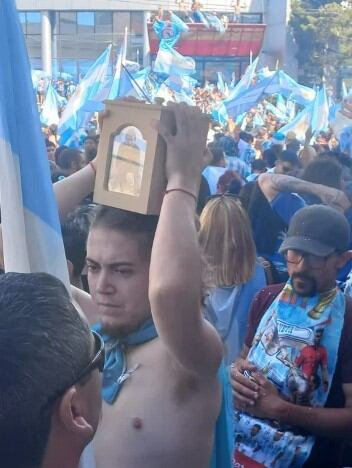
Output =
[{"x1": 199, "y1": 195, "x2": 266, "y2": 364}]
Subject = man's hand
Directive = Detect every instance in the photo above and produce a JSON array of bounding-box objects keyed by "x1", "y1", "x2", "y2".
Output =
[
  {"x1": 247, "y1": 372, "x2": 285, "y2": 420},
  {"x1": 314, "y1": 185, "x2": 351, "y2": 213},
  {"x1": 231, "y1": 358, "x2": 260, "y2": 409},
  {"x1": 154, "y1": 103, "x2": 209, "y2": 194}
]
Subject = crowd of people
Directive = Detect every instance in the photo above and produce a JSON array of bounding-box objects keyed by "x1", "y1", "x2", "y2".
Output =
[{"x1": 4, "y1": 65, "x2": 352, "y2": 468}]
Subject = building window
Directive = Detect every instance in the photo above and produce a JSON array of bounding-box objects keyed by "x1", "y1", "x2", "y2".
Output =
[
  {"x1": 95, "y1": 12, "x2": 113, "y2": 34},
  {"x1": 77, "y1": 12, "x2": 95, "y2": 34},
  {"x1": 131, "y1": 12, "x2": 143, "y2": 36},
  {"x1": 59, "y1": 12, "x2": 77, "y2": 35},
  {"x1": 26, "y1": 11, "x2": 41, "y2": 35},
  {"x1": 113, "y1": 12, "x2": 130, "y2": 37}
]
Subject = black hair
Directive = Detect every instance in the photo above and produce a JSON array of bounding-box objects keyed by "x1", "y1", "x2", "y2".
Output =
[
  {"x1": 91, "y1": 206, "x2": 159, "y2": 260},
  {"x1": 84, "y1": 136, "x2": 98, "y2": 144},
  {"x1": 279, "y1": 150, "x2": 300, "y2": 167},
  {"x1": 0, "y1": 273, "x2": 91, "y2": 468},
  {"x1": 57, "y1": 148, "x2": 83, "y2": 170},
  {"x1": 301, "y1": 156, "x2": 342, "y2": 189},
  {"x1": 286, "y1": 139, "x2": 301, "y2": 154},
  {"x1": 239, "y1": 131, "x2": 254, "y2": 144},
  {"x1": 62, "y1": 205, "x2": 96, "y2": 277},
  {"x1": 263, "y1": 148, "x2": 278, "y2": 168},
  {"x1": 209, "y1": 146, "x2": 225, "y2": 166},
  {"x1": 251, "y1": 159, "x2": 266, "y2": 172},
  {"x1": 54, "y1": 145, "x2": 68, "y2": 164}
]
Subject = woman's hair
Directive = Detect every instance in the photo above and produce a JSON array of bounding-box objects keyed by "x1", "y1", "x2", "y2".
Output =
[{"x1": 199, "y1": 196, "x2": 256, "y2": 287}]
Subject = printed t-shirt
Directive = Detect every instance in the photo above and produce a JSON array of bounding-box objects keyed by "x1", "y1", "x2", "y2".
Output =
[{"x1": 244, "y1": 284, "x2": 352, "y2": 468}]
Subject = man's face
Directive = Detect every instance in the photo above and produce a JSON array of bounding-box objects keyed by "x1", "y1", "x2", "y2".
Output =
[
  {"x1": 286, "y1": 249, "x2": 344, "y2": 295},
  {"x1": 86, "y1": 227, "x2": 151, "y2": 337},
  {"x1": 314, "y1": 330, "x2": 323, "y2": 346},
  {"x1": 84, "y1": 139, "x2": 97, "y2": 154},
  {"x1": 46, "y1": 145, "x2": 55, "y2": 161}
]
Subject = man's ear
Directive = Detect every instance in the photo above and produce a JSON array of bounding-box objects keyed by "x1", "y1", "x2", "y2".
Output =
[
  {"x1": 56, "y1": 386, "x2": 94, "y2": 439},
  {"x1": 336, "y1": 250, "x2": 352, "y2": 268}
]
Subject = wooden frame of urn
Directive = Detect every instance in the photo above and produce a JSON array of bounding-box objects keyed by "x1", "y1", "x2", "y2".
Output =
[{"x1": 94, "y1": 99, "x2": 175, "y2": 215}]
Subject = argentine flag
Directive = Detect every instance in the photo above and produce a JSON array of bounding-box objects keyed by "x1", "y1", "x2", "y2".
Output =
[
  {"x1": 58, "y1": 44, "x2": 111, "y2": 145},
  {"x1": 0, "y1": 0, "x2": 69, "y2": 287},
  {"x1": 40, "y1": 82, "x2": 60, "y2": 126},
  {"x1": 154, "y1": 44, "x2": 195, "y2": 77}
]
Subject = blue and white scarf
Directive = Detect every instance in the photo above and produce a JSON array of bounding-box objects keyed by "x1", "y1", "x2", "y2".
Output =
[{"x1": 93, "y1": 319, "x2": 158, "y2": 404}]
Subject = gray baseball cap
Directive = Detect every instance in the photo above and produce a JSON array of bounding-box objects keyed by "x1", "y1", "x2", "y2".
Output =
[{"x1": 279, "y1": 205, "x2": 350, "y2": 257}]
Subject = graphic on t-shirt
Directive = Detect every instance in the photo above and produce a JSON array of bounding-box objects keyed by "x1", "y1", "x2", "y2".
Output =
[{"x1": 233, "y1": 282, "x2": 345, "y2": 468}]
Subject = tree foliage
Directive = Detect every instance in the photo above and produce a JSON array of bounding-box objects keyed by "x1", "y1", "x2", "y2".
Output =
[{"x1": 290, "y1": 1, "x2": 352, "y2": 86}]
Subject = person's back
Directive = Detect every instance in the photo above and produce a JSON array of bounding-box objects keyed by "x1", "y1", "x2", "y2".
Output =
[
  {"x1": 0, "y1": 272, "x2": 103, "y2": 468},
  {"x1": 199, "y1": 195, "x2": 266, "y2": 364}
]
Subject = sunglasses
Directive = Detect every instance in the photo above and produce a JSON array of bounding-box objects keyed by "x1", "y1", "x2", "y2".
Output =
[
  {"x1": 43, "y1": 330, "x2": 105, "y2": 408},
  {"x1": 76, "y1": 330, "x2": 105, "y2": 381}
]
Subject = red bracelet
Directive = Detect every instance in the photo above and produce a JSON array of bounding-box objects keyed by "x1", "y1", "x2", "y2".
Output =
[
  {"x1": 89, "y1": 161, "x2": 96, "y2": 173},
  {"x1": 165, "y1": 188, "x2": 197, "y2": 203}
]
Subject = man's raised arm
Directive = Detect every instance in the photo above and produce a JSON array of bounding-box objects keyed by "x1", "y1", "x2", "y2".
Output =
[
  {"x1": 149, "y1": 103, "x2": 223, "y2": 377},
  {"x1": 258, "y1": 172, "x2": 351, "y2": 212}
]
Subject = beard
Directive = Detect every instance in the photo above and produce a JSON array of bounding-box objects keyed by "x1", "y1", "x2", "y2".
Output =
[{"x1": 291, "y1": 273, "x2": 318, "y2": 297}]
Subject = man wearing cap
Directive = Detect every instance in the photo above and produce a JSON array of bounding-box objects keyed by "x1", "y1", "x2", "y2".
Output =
[{"x1": 231, "y1": 205, "x2": 352, "y2": 468}]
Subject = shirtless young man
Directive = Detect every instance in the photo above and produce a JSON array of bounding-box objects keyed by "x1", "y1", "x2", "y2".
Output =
[{"x1": 85, "y1": 103, "x2": 223, "y2": 467}]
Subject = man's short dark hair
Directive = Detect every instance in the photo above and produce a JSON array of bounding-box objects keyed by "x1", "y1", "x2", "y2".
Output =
[
  {"x1": 208, "y1": 146, "x2": 225, "y2": 166},
  {"x1": 263, "y1": 148, "x2": 278, "y2": 168},
  {"x1": 286, "y1": 139, "x2": 301, "y2": 154},
  {"x1": 279, "y1": 150, "x2": 300, "y2": 167},
  {"x1": 251, "y1": 159, "x2": 266, "y2": 172},
  {"x1": 57, "y1": 148, "x2": 82, "y2": 170},
  {"x1": 0, "y1": 273, "x2": 91, "y2": 468},
  {"x1": 62, "y1": 205, "x2": 96, "y2": 277},
  {"x1": 301, "y1": 156, "x2": 342, "y2": 189},
  {"x1": 91, "y1": 206, "x2": 159, "y2": 260}
]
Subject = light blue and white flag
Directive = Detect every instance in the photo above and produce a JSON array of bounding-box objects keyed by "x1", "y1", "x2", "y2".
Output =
[
  {"x1": 276, "y1": 94, "x2": 287, "y2": 115},
  {"x1": 58, "y1": 45, "x2": 111, "y2": 145},
  {"x1": 265, "y1": 102, "x2": 287, "y2": 122},
  {"x1": 342, "y1": 81, "x2": 348, "y2": 99},
  {"x1": 40, "y1": 82, "x2": 60, "y2": 125},
  {"x1": 211, "y1": 102, "x2": 228, "y2": 126},
  {"x1": 154, "y1": 44, "x2": 195, "y2": 76},
  {"x1": 166, "y1": 74, "x2": 197, "y2": 96},
  {"x1": 227, "y1": 56, "x2": 259, "y2": 102},
  {"x1": 279, "y1": 105, "x2": 311, "y2": 141},
  {"x1": 224, "y1": 70, "x2": 315, "y2": 119},
  {"x1": 0, "y1": 0, "x2": 69, "y2": 287},
  {"x1": 109, "y1": 29, "x2": 128, "y2": 100},
  {"x1": 310, "y1": 86, "x2": 329, "y2": 136}
]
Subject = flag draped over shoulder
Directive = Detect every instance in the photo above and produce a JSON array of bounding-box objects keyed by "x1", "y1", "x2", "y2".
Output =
[
  {"x1": 0, "y1": 0, "x2": 69, "y2": 288},
  {"x1": 58, "y1": 45, "x2": 111, "y2": 145}
]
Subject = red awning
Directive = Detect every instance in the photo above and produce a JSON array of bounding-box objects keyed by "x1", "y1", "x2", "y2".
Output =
[{"x1": 148, "y1": 23, "x2": 266, "y2": 57}]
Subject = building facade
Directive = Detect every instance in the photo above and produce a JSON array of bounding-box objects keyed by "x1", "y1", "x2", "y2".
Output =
[{"x1": 16, "y1": 0, "x2": 292, "y2": 82}]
